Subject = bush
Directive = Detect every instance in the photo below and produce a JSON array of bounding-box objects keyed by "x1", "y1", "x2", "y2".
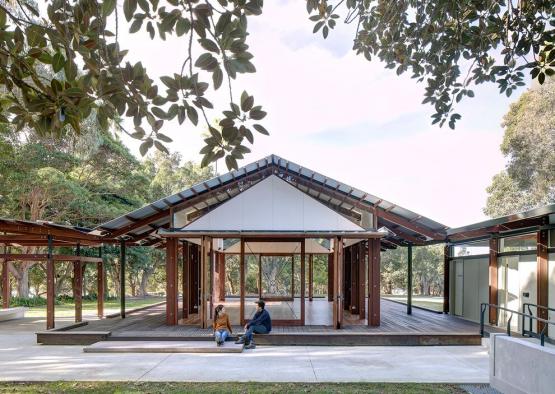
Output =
[{"x1": 8, "y1": 296, "x2": 62, "y2": 307}]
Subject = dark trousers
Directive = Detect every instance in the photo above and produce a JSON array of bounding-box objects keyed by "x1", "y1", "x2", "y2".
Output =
[{"x1": 244, "y1": 324, "x2": 268, "y2": 342}]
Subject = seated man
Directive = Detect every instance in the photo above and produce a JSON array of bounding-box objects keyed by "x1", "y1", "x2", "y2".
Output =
[{"x1": 235, "y1": 299, "x2": 271, "y2": 349}]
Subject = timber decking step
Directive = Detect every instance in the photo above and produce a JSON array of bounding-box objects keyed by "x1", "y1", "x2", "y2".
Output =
[
  {"x1": 83, "y1": 340, "x2": 244, "y2": 353},
  {"x1": 37, "y1": 330, "x2": 111, "y2": 345}
]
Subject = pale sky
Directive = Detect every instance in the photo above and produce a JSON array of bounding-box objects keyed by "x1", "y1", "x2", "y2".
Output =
[{"x1": 115, "y1": 0, "x2": 526, "y2": 228}]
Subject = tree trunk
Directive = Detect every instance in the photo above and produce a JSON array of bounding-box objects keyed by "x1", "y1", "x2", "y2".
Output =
[
  {"x1": 17, "y1": 268, "x2": 29, "y2": 298},
  {"x1": 139, "y1": 268, "x2": 154, "y2": 296}
]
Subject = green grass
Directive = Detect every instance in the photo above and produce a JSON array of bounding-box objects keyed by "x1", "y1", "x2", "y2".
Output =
[
  {"x1": 382, "y1": 295, "x2": 444, "y2": 312},
  {"x1": 0, "y1": 382, "x2": 467, "y2": 394},
  {"x1": 22, "y1": 296, "x2": 165, "y2": 318}
]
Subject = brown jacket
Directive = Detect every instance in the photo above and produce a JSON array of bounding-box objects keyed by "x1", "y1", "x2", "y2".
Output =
[{"x1": 213, "y1": 312, "x2": 232, "y2": 333}]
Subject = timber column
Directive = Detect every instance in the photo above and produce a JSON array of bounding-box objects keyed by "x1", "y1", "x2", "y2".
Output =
[
  {"x1": 166, "y1": 237, "x2": 178, "y2": 325},
  {"x1": 97, "y1": 246, "x2": 104, "y2": 318},
  {"x1": 327, "y1": 253, "x2": 333, "y2": 302},
  {"x1": 367, "y1": 238, "x2": 381, "y2": 326},
  {"x1": 537, "y1": 229, "x2": 548, "y2": 334},
  {"x1": 488, "y1": 237, "x2": 498, "y2": 325},
  {"x1": 120, "y1": 239, "x2": 126, "y2": 319},
  {"x1": 73, "y1": 244, "x2": 83, "y2": 323},
  {"x1": 407, "y1": 243, "x2": 413, "y2": 315},
  {"x1": 46, "y1": 235, "x2": 55, "y2": 329},
  {"x1": 443, "y1": 244, "x2": 451, "y2": 314},
  {"x1": 333, "y1": 237, "x2": 344, "y2": 329},
  {"x1": 182, "y1": 241, "x2": 190, "y2": 320},
  {"x1": 2, "y1": 248, "x2": 9, "y2": 309}
]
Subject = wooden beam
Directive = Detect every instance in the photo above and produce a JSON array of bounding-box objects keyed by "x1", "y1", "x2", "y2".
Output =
[
  {"x1": 0, "y1": 220, "x2": 104, "y2": 243},
  {"x1": 368, "y1": 238, "x2": 381, "y2": 326},
  {"x1": 537, "y1": 229, "x2": 548, "y2": 334},
  {"x1": 46, "y1": 235, "x2": 55, "y2": 330},
  {"x1": 0, "y1": 254, "x2": 102, "y2": 263},
  {"x1": 166, "y1": 237, "x2": 178, "y2": 325},
  {"x1": 443, "y1": 244, "x2": 450, "y2": 314},
  {"x1": 489, "y1": 237, "x2": 499, "y2": 325},
  {"x1": 390, "y1": 226, "x2": 427, "y2": 245},
  {"x1": 376, "y1": 209, "x2": 444, "y2": 240}
]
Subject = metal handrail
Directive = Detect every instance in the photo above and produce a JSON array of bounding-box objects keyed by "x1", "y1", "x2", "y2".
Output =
[
  {"x1": 480, "y1": 303, "x2": 554, "y2": 346},
  {"x1": 522, "y1": 303, "x2": 555, "y2": 337}
]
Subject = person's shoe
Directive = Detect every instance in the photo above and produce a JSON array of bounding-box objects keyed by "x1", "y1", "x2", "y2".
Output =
[
  {"x1": 234, "y1": 336, "x2": 245, "y2": 344},
  {"x1": 244, "y1": 341, "x2": 256, "y2": 350}
]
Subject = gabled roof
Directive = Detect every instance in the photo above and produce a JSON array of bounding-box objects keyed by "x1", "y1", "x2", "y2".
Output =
[
  {"x1": 179, "y1": 175, "x2": 365, "y2": 232},
  {"x1": 94, "y1": 154, "x2": 449, "y2": 247}
]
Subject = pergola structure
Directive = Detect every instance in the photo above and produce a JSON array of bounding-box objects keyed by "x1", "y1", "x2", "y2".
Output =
[
  {"x1": 446, "y1": 204, "x2": 555, "y2": 332},
  {"x1": 89, "y1": 154, "x2": 450, "y2": 329},
  {"x1": 0, "y1": 219, "x2": 109, "y2": 329},
  {"x1": 5, "y1": 155, "x2": 551, "y2": 332}
]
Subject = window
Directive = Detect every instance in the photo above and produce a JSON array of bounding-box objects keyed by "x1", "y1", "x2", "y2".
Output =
[
  {"x1": 499, "y1": 233, "x2": 536, "y2": 252},
  {"x1": 453, "y1": 240, "x2": 489, "y2": 256}
]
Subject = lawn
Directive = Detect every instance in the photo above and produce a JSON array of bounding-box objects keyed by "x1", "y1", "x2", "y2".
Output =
[
  {"x1": 382, "y1": 295, "x2": 444, "y2": 312},
  {"x1": 22, "y1": 296, "x2": 166, "y2": 318},
  {"x1": 0, "y1": 382, "x2": 468, "y2": 393}
]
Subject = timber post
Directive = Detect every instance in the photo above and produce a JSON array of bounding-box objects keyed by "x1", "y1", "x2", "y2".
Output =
[
  {"x1": 407, "y1": 243, "x2": 413, "y2": 315},
  {"x1": 73, "y1": 244, "x2": 83, "y2": 323},
  {"x1": 537, "y1": 229, "x2": 548, "y2": 334},
  {"x1": 97, "y1": 245, "x2": 104, "y2": 318},
  {"x1": 443, "y1": 244, "x2": 450, "y2": 314},
  {"x1": 489, "y1": 237, "x2": 498, "y2": 324},
  {"x1": 120, "y1": 239, "x2": 126, "y2": 319},
  {"x1": 46, "y1": 235, "x2": 55, "y2": 329},
  {"x1": 2, "y1": 245, "x2": 8, "y2": 309},
  {"x1": 166, "y1": 237, "x2": 178, "y2": 325},
  {"x1": 368, "y1": 238, "x2": 381, "y2": 326}
]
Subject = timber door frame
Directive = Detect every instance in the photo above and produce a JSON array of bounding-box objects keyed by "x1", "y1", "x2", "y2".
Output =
[{"x1": 240, "y1": 237, "x2": 306, "y2": 326}]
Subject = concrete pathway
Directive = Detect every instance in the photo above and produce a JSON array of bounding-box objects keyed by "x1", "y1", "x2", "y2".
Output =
[{"x1": 0, "y1": 320, "x2": 489, "y2": 383}]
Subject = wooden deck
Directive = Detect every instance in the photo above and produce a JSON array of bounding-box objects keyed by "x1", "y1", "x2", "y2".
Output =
[{"x1": 37, "y1": 300, "x2": 484, "y2": 346}]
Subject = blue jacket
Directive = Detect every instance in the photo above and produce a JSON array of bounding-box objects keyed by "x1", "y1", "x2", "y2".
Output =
[{"x1": 248, "y1": 309, "x2": 272, "y2": 332}]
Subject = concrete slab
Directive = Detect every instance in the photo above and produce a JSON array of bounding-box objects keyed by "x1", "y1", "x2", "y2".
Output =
[
  {"x1": 84, "y1": 341, "x2": 243, "y2": 354},
  {"x1": 0, "y1": 326, "x2": 489, "y2": 383}
]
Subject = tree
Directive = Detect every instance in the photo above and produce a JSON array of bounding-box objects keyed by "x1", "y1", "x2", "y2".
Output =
[
  {"x1": 2, "y1": 1, "x2": 553, "y2": 168},
  {"x1": 307, "y1": 1, "x2": 555, "y2": 128},
  {"x1": 484, "y1": 77, "x2": 555, "y2": 217},
  {"x1": 143, "y1": 150, "x2": 215, "y2": 200},
  {"x1": 0, "y1": 0, "x2": 268, "y2": 170}
]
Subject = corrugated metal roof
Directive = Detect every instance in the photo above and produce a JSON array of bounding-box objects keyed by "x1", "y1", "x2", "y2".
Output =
[
  {"x1": 95, "y1": 154, "x2": 449, "y2": 245},
  {"x1": 447, "y1": 203, "x2": 555, "y2": 236}
]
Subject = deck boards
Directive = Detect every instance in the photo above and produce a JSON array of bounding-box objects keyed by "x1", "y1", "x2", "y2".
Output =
[{"x1": 70, "y1": 299, "x2": 481, "y2": 337}]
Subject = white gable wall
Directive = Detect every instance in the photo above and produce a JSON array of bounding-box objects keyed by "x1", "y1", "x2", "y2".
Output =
[{"x1": 177, "y1": 175, "x2": 364, "y2": 232}]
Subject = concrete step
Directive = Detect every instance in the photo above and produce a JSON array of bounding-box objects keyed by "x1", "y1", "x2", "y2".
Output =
[{"x1": 83, "y1": 340, "x2": 244, "y2": 353}]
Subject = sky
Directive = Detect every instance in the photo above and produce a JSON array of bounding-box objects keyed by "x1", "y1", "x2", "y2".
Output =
[{"x1": 114, "y1": 0, "x2": 526, "y2": 228}]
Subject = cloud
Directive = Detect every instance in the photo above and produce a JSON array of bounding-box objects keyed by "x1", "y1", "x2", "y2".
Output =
[{"x1": 115, "y1": 0, "x2": 524, "y2": 228}]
